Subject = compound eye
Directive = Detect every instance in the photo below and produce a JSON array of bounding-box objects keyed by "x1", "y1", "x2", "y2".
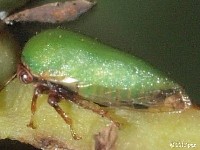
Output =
[
  {"x1": 20, "y1": 71, "x2": 33, "y2": 84},
  {"x1": 17, "y1": 64, "x2": 33, "y2": 84}
]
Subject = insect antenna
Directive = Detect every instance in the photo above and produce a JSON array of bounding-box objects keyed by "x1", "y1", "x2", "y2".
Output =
[{"x1": 0, "y1": 73, "x2": 17, "y2": 91}]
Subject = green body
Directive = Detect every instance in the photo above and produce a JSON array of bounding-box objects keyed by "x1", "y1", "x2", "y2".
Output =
[{"x1": 22, "y1": 29, "x2": 179, "y2": 105}]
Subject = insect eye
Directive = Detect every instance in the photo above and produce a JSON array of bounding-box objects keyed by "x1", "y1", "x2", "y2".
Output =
[
  {"x1": 20, "y1": 72, "x2": 33, "y2": 84},
  {"x1": 17, "y1": 64, "x2": 33, "y2": 84}
]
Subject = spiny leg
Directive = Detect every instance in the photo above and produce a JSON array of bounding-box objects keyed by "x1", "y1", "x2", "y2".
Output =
[
  {"x1": 48, "y1": 92, "x2": 81, "y2": 140},
  {"x1": 28, "y1": 83, "x2": 49, "y2": 128}
]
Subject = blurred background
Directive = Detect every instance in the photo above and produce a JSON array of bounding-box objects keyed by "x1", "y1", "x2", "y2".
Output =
[{"x1": 1, "y1": 0, "x2": 200, "y2": 149}]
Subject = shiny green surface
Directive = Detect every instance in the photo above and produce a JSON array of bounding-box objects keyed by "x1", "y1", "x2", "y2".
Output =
[{"x1": 22, "y1": 29, "x2": 178, "y2": 103}]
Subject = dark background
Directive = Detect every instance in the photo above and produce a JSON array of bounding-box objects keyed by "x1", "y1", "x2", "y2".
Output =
[{"x1": 2, "y1": 0, "x2": 200, "y2": 149}]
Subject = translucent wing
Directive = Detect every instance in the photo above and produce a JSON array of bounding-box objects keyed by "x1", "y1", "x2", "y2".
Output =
[{"x1": 85, "y1": 88, "x2": 192, "y2": 112}]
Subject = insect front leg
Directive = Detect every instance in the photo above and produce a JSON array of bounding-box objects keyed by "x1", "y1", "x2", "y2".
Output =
[
  {"x1": 48, "y1": 92, "x2": 82, "y2": 140},
  {"x1": 27, "y1": 83, "x2": 49, "y2": 128}
]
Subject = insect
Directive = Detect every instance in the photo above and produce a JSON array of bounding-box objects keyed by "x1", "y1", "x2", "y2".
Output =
[{"x1": 17, "y1": 29, "x2": 191, "y2": 140}]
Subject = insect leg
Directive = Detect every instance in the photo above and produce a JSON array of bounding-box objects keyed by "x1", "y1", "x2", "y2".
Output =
[
  {"x1": 58, "y1": 88, "x2": 112, "y2": 121},
  {"x1": 27, "y1": 83, "x2": 49, "y2": 128},
  {"x1": 72, "y1": 95, "x2": 121, "y2": 127},
  {"x1": 48, "y1": 92, "x2": 82, "y2": 140}
]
